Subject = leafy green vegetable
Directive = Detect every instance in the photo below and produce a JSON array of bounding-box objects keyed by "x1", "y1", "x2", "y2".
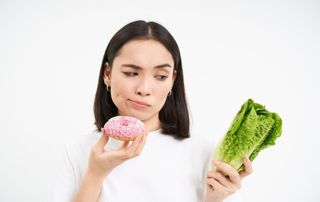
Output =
[{"x1": 213, "y1": 99, "x2": 282, "y2": 172}]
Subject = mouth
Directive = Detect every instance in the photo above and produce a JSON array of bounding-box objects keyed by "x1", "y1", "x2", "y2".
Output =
[{"x1": 129, "y1": 99, "x2": 151, "y2": 108}]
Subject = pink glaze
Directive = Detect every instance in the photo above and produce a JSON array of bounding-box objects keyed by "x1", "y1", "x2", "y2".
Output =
[{"x1": 104, "y1": 116, "x2": 144, "y2": 140}]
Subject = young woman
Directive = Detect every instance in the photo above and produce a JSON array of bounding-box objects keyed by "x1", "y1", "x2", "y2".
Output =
[{"x1": 53, "y1": 20, "x2": 253, "y2": 202}]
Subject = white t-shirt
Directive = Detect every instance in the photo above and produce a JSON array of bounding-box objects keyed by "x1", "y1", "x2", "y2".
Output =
[{"x1": 53, "y1": 129, "x2": 242, "y2": 202}]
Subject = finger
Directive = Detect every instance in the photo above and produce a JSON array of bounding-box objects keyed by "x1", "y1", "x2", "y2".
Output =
[
  {"x1": 207, "y1": 171, "x2": 234, "y2": 188},
  {"x1": 213, "y1": 160, "x2": 241, "y2": 186},
  {"x1": 206, "y1": 178, "x2": 225, "y2": 193},
  {"x1": 119, "y1": 140, "x2": 130, "y2": 149},
  {"x1": 239, "y1": 156, "x2": 253, "y2": 179},
  {"x1": 127, "y1": 133, "x2": 146, "y2": 156},
  {"x1": 134, "y1": 132, "x2": 148, "y2": 155},
  {"x1": 93, "y1": 128, "x2": 109, "y2": 153},
  {"x1": 117, "y1": 132, "x2": 142, "y2": 150},
  {"x1": 127, "y1": 132, "x2": 144, "y2": 151}
]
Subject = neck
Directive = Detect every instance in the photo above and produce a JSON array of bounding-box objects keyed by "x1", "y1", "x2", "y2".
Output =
[{"x1": 143, "y1": 116, "x2": 161, "y2": 132}]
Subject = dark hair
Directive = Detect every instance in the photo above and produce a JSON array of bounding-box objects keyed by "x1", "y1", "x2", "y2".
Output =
[{"x1": 94, "y1": 20, "x2": 190, "y2": 139}]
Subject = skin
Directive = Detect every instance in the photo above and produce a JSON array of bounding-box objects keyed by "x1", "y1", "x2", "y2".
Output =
[
  {"x1": 104, "y1": 39, "x2": 176, "y2": 132},
  {"x1": 205, "y1": 157, "x2": 253, "y2": 202},
  {"x1": 72, "y1": 39, "x2": 253, "y2": 202}
]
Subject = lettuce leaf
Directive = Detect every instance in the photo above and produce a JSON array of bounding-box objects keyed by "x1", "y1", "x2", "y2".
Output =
[{"x1": 214, "y1": 99, "x2": 282, "y2": 171}]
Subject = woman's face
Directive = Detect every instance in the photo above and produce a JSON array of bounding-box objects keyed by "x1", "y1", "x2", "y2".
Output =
[{"x1": 104, "y1": 39, "x2": 176, "y2": 131}]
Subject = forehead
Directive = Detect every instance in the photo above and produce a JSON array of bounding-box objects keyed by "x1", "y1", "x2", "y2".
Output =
[{"x1": 114, "y1": 39, "x2": 174, "y2": 67}]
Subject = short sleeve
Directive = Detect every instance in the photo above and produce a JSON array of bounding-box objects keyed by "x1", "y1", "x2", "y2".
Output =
[{"x1": 52, "y1": 143, "x2": 76, "y2": 202}]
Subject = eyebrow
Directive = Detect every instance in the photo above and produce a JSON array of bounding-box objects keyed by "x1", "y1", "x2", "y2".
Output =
[{"x1": 121, "y1": 63, "x2": 172, "y2": 69}]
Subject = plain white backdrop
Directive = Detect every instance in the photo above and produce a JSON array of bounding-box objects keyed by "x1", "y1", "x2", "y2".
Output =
[{"x1": 1, "y1": 0, "x2": 319, "y2": 201}]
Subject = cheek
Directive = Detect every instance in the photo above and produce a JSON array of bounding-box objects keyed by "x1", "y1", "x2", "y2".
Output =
[
  {"x1": 155, "y1": 84, "x2": 171, "y2": 101},
  {"x1": 112, "y1": 86, "x2": 132, "y2": 100},
  {"x1": 110, "y1": 78, "x2": 133, "y2": 101}
]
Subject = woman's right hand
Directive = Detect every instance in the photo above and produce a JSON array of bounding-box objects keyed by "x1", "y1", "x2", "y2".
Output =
[
  {"x1": 87, "y1": 128, "x2": 148, "y2": 179},
  {"x1": 72, "y1": 129, "x2": 147, "y2": 202}
]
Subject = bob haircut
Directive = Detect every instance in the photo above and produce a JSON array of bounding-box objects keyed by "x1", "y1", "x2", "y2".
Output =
[{"x1": 94, "y1": 20, "x2": 190, "y2": 140}]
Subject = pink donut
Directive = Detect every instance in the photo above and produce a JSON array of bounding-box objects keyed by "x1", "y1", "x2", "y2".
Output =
[{"x1": 103, "y1": 116, "x2": 144, "y2": 141}]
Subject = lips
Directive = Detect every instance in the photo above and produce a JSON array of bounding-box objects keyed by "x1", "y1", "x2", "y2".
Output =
[{"x1": 129, "y1": 100, "x2": 151, "y2": 108}]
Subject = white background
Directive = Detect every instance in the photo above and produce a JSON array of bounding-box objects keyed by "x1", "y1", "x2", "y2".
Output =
[{"x1": 1, "y1": 0, "x2": 319, "y2": 201}]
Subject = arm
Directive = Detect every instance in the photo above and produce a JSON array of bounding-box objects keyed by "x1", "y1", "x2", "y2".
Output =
[
  {"x1": 72, "y1": 129, "x2": 147, "y2": 202},
  {"x1": 72, "y1": 171, "x2": 105, "y2": 202},
  {"x1": 205, "y1": 156, "x2": 253, "y2": 202}
]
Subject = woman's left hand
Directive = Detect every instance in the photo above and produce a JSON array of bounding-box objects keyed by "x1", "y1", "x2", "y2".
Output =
[{"x1": 205, "y1": 156, "x2": 253, "y2": 202}]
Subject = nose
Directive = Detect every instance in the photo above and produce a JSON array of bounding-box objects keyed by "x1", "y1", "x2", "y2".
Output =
[{"x1": 135, "y1": 77, "x2": 151, "y2": 96}]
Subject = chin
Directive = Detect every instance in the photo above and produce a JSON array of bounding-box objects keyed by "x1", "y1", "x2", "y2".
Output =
[
  {"x1": 128, "y1": 111, "x2": 157, "y2": 122},
  {"x1": 129, "y1": 114, "x2": 148, "y2": 121}
]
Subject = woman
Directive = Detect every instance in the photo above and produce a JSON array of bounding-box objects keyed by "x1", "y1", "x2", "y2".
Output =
[{"x1": 53, "y1": 20, "x2": 253, "y2": 202}]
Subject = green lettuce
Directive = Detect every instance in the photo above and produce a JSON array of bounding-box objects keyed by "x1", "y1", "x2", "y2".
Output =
[{"x1": 214, "y1": 99, "x2": 282, "y2": 171}]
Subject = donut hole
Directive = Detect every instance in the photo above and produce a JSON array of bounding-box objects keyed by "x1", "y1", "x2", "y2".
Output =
[{"x1": 120, "y1": 119, "x2": 129, "y2": 127}]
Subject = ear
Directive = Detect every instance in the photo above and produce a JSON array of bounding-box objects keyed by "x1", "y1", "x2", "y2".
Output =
[
  {"x1": 103, "y1": 62, "x2": 112, "y2": 86},
  {"x1": 171, "y1": 70, "x2": 177, "y2": 87}
]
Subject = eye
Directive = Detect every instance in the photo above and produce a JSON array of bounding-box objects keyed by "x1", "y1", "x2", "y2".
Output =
[
  {"x1": 155, "y1": 75, "x2": 168, "y2": 81},
  {"x1": 123, "y1": 72, "x2": 138, "y2": 77}
]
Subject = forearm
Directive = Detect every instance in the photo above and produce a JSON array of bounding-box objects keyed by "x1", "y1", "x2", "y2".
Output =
[{"x1": 72, "y1": 171, "x2": 105, "y2": 202}]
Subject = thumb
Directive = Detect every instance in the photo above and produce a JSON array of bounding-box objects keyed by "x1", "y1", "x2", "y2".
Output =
[{"x1": 94, "y1": 128, "x2": 109, "y2": 153}]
